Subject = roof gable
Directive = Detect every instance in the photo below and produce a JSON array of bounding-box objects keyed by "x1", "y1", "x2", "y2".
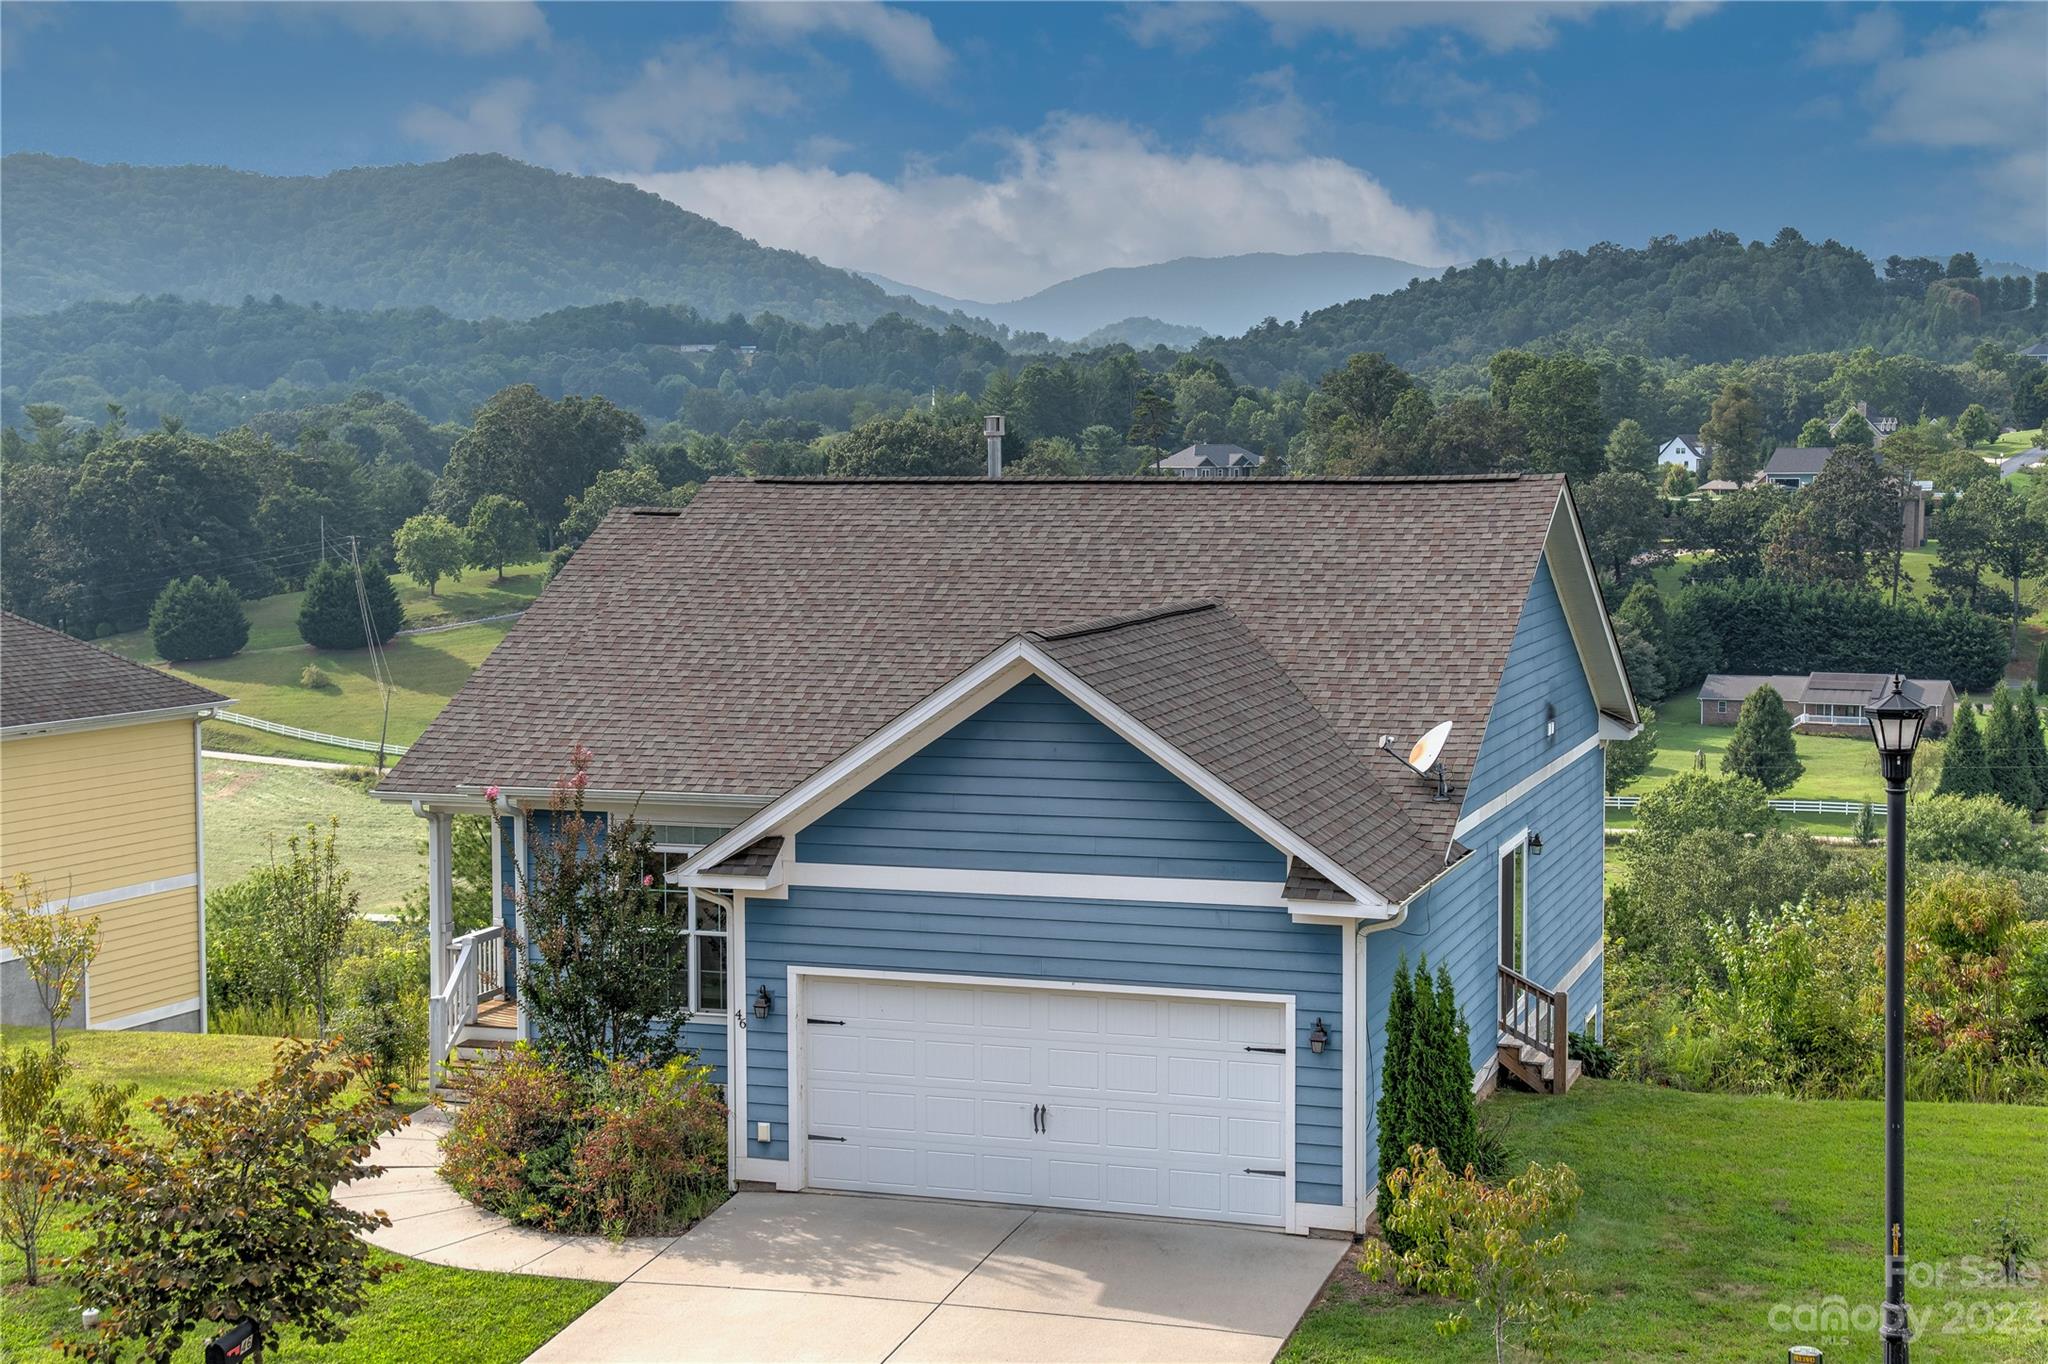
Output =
[{"x1": 2, "y1": 611, "x2": 226, "y2": 733}]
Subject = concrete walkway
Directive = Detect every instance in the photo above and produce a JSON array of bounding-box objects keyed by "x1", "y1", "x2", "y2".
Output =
[
  {"x1": 344, "y1": 1109, "x2": 683, "y2": 1283},
  {"x1": 350, "y1": 1112, "x2": 1346, "y2": 1362}
]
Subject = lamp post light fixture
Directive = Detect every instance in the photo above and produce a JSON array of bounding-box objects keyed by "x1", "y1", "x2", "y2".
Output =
[{"x1": 1866, "y1": 675, "x2": 1927, "y2": 1364}]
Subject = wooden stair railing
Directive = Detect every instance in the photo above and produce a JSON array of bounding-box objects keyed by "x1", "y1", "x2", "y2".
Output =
[{"x1": 1496, "y1": 964, "x2": 1576, "y2": 1095}]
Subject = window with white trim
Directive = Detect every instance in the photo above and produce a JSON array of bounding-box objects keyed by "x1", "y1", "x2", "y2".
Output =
[
  {"x1": 1498, "y1": 840, "x2": 1527, "y2": 977},
  {"x1": 649, "y1": 846, "x2": 731, "y2": 1019}
]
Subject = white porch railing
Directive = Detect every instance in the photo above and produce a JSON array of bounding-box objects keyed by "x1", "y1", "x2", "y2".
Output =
[
  {"x1": 429, "y1": 924, "x2": 506, "y2": 1085},
  {"x1": 1792, "y1": 712, "x2": 1866, "y2": 728}
]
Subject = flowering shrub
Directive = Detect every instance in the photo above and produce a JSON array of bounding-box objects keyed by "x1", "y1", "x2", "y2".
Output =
[{"x1": 441, "y1": 1046, "x2": 725, "y2": 1237}]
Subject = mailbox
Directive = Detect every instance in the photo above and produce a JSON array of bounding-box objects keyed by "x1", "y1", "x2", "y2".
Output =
[{"x1": 205, "y1": 1320, "x2": 259, "y2": 1364}]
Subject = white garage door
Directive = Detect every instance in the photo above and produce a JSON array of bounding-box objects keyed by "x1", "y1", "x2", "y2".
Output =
[{"x1": 798, "y1": 974, "x2": 1292, "y2": 1228}]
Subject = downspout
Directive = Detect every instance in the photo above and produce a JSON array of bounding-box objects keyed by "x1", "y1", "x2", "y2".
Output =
[{"x1": 1352, "y1": 900, "x2": 1412, "y2": 1235}]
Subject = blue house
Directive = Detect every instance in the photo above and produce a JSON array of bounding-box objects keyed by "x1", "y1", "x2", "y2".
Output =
[{"x1": 381, "y1": 475, "x2": 1637, "y2": 1236}]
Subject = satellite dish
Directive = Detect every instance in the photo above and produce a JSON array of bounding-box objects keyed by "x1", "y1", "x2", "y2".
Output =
[{"x1": 1408, "y1": 720, "x2": 1453, "y2": 775}]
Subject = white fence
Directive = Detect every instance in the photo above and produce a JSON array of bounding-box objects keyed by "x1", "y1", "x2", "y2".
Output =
[
  {"x1": 1606, "y1": 794, "x2": 1869, "y2": 815},
  {"x1": 210, "y1": 709, "x2": 408, "y2": 757}
]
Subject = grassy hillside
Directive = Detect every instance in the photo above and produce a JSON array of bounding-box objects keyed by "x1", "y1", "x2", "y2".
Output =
[
  {"x1": 1623, "y1": 690, "x2": 1887, "y2": 803},
  {"x1": 0, "y1": 152, "x2": 962, "y2": 329},
  {"x1": 1284, "y1": 1082, "x2": 2047, "y2": 1363},
  {"x1": 203, "y1": 760, "x2": 423, "y2": 914}
]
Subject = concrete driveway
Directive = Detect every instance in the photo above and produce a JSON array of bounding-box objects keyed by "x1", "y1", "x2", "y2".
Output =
[{"x1": 526, "y1": 1192, "x2": 1347, "y2": 1364}]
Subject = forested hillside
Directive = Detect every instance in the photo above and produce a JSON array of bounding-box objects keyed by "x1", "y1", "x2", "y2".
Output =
[
  {"x1": 1, "y1": 296, "x2": 1018, "y2": 431},
  {"x1": 0, "y1": 153, "x2": 973, "y2": 329},
  {"x1": 1198, "y1": 230, "x2": 2045, "y2": 386}
]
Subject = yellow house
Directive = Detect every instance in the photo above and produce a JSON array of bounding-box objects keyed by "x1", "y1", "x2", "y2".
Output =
[{"x1": 1, "y1": 611, "x2": 227, "y2": 1033}]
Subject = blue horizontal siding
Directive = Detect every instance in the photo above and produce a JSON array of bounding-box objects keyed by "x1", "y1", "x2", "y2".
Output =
[
  {"x1": 1360, "y1": 555, "x2": 1607, "y2": 1172},
  {"x1": 744, "y1": 886, "x2": 1346, "y2": 1205},
  {"x1": 1465, "y1": 558, "x2": 1600, "y2": 810},
  {"x1": 797, "y1": 678, "x2": 1286, "y2": 881}
]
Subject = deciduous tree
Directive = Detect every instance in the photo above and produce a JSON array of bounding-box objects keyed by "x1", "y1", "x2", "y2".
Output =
[
  {"x1": 464, "y1": 494, "x2": 539, "y2": 583},
  {"x1": 0, "y1": 875, "x2": 100, "y2": 1054},
  {"x1": 270, "y1": 820, "x2": 360, "y2": 1034},
  {"x1": 391, "y1": 513, "x2": 466, "y2": 596},
  {"x1": 1701, "y1": 381, "x2": 1764, "y2": 482},
  {"x1": 1956, "y1": 403, "x2": 1998, "y2": 447}
]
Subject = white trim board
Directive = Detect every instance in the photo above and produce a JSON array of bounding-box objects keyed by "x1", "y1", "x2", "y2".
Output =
[
  {"x1": 2, "y1": 700, "x2": 221, "y2": 742},
  {"x1": 41, "y1": 873, "x2": 197, "y2": 915},
  {"x1": 1555, "y1": 941, "x2": 1601, "y2": 998},
  {"x1": 1452, "y1": 735, "x2": 1600, "y2": 840},
  {"x1": 788, "y1": 861, "x2": 1296, "y2": 909},
  {"x1": 90, "y1": 995, "x2": 204, "y2": 1032},
  {"x1": 685, "y1": 639, "x2": 1397, "y2": 918}
]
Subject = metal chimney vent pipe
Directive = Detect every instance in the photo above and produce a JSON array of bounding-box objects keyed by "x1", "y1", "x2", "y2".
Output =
[{"x1": 984, "y1": 414, "x2": 1005, "y2": 477}]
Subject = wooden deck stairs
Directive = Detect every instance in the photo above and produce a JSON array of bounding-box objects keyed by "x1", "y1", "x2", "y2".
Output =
[{"x1": 1496, "y1": 965, "x2": 1581, "y2": 1096}]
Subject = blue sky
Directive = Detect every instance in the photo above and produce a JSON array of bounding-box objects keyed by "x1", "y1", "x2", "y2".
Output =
[{"x1": 4, "y1": 2, "x2": 2042, "y2": 300}]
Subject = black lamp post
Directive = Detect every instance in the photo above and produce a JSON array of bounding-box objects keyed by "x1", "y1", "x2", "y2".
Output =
[{"x1": 1866, "y1": 675, "x2": 1927, "y2": 1364}]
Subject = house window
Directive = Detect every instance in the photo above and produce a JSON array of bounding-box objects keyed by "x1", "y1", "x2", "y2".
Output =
[
  {"x1": 649, "y1": 848, "x2": 730, "y2": 1018},
  {"x1": 1716, "y1": 701, "x2": 1728, "y2": 715},
  {"x1": 1498, "y1": 840, "x2": 1527, "y2": 978}
]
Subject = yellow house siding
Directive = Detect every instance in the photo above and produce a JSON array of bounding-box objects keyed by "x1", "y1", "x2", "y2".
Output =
[
  {"x1": 0, "y1": 717, "x2": 204, "y2": 1029},
  {"x1": 1, "y1": 719, "x2": 199, "y2": 898},
  {"x1": 86, "y1": 887, "x2": 202, "y2": 1024}
]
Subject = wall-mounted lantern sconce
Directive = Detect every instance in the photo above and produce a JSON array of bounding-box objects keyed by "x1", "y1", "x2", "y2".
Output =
[
  {"x1": 1527, "y1": 832, "x2": 1544, "y2": 857},
  {"x1": 1544, "y1": 702, "x2": 1558, "y2": 743},
  {"x1": 753, "y1": 984, "x2": 774, "y2": 1020},
  {"x1": 1308, "y1": 1018, "x2": 1329, "y2": 1055}
]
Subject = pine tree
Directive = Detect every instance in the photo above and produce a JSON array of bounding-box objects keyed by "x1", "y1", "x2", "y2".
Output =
[
  {"x1": 1720, "y1": 685, "x2": 1805, "y2": 792},
  {"x1": 1983, "y1": 686, "x2": 2040, "y2": 811},
  {"x1": 1935, "y1": 702, "x2": 1994, "y2": 799},
  {"x1": 2036, "y1": 636, "x2": 2048, "y2": 687},
  {"x1": 1375, "y1": 958, "x2": 1417, "y2": 1189},
  {"x1": 1424, "y1": 963, "x2": 1479, "y2": 1176},
  {"x1": 2021, "y1": 685, "x2": 2048, "y2": 811},
  {"x1": 296, "y1": 558, "x2": 404, "y2": 650},
  {"x1": 1853, "y1": 801, "x2": 1878, "y2": 845},
  {"x1": 148, "y1": 575, "x2": 248, "y2": 662}
]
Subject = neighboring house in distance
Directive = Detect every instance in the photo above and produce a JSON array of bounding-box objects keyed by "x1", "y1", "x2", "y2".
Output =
[
  {"x1": 1694, "y1": 478, "x2": 1742, "y2": 496},
  {"x1": 1699, "y1": 671, "x2": 1957, "y2": 736},
  {"x1": 382, "y1": 475, "x2": 1638, "y2": 1236},
  {"x1": 2018, "y1": 341, "x2": 2048, "y2": 359},
  {"x1": 1999, "y1": 447, "x2": 2048, "y2": 478},
  {"x1": 0, "y1": 612, "x2": 226, "y2": 1033},
  {"x1": 1153, "y1": 443, "x2": 1262, "y2": 478},
  {"x1": 1830, "y1": 400, "x2": 1900, "y2": 446},
  {"x1": 1658, "y1": 435, "x2": 1711, "y2": 473},
  {"x1": 1759, "y1": 447, "x2": 1932, "y2": 547}
]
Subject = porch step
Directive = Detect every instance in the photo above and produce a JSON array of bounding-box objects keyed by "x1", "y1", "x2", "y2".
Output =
[{"x1": 1496, "y1": 1043, "x2": 1583, "y2": 1095}]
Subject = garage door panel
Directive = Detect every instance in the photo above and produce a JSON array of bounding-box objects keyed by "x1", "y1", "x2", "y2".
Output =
[{"x1": 802, "y1": 976, "x2": 1291, "y2": 1228}]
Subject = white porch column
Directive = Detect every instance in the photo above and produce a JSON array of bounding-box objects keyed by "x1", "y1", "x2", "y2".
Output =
[{"x1": 426, "y1": 810, "x2": 453, "y2": 999}]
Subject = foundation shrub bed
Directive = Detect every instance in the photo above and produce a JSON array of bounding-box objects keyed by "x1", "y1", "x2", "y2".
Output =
[{"x1": 441, "y1": 1046, "x2": 725, "y2": 1238}]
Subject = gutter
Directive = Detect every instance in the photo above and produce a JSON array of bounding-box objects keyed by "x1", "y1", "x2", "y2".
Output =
[{"x1": 4, "y1": 699, "x2": 228, "y2": 741}]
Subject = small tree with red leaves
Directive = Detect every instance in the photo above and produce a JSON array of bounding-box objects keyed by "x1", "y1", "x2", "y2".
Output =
[{"x1": 512, "y1": 746, "x2": 694, "y2": 1073}]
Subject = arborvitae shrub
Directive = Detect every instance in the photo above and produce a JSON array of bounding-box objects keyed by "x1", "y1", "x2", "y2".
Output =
[
  {"x1": 148, "y1": 576, "x2": 248, "y2": 662},
  {"x1": 297, "y1": 559, "x2": 403, "y2": 650}
]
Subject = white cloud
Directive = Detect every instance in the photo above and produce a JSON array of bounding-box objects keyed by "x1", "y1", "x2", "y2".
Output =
[
  {"x1": 1802, "y1": 8, "x2": 1904, "y2": 66},
  {"x1": 1660, "y1": 2, "x2": 1722, "y2": 31},
  {"x1": 1389, "y1": 60, "x2": 1544, "y2": 140},
  {"x1": 179, "y1": 1, "x2": 548, "y2": 55},
  {"x1": 1252, "y1": 1, "x2": 1602, "y2": 54},
  {"x1": 1, "y1": 1, "x2": 61, "y2": 69},
  {"x1": 1118, "y1": 2, "x2": 1235, "y2": 54},
  {"x1": 730, "y1": 1, "x2": 951, "y2": 89},
  {"x1": 402, "y1": 44, "x2": 799, "y2": 169},
  {"x1": 1814, "y1": 5, "x2": 2046, "y2": 236},
  {"x1": 1202, "y1": 67, "x2": 1312, "y2": 157},
  {"x1": 621, "y1": 116, "x2": 1449, "y2": 300},
  {"x1": 400, "y1": 77, "x2": 543, "y2": 159}
]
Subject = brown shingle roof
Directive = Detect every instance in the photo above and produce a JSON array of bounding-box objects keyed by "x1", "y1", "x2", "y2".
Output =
[
  {"x1": 1027, "y1": 601, "x2": 1443, "y2": 903},
  {"x1": 2, "y1": 611, "x2": 226, "y2": 733},
  {"x1": 381, "y1": 476, "x2": 1568, "y2": 856}
]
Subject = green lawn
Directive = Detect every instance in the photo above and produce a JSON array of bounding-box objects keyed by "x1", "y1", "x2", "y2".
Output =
[
  {"x1": 1283, "y1": 1082, "x2": 2048, "y2": 1363},
  {"x1": 104, "y1": 560, "x2": 549, "y2": 661},
  {"x1": 1626, "y1": 690, "x2": 1887, "y2": 803},
  {"x1": 203, "y1": 759, "x2": 424, "y2": 914},
  {"x1": 0, "y1": 1027, "x2": 607, "y2": 1363}
]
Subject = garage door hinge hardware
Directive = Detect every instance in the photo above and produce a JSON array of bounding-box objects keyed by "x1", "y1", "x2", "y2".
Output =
[
  {"x1": 808, "y1": 1018, "x2": 847, "y2": 1026},
  {"x1": 1243, "y1": 1168, "x2": 1285, "y2": 1177},
  {"x1": 1243, "y1": 1046, "x2": 1287, "y2": 1054},
  {"x1": 810, "y1": 1134, "x2": 848, "y2": 1142}
]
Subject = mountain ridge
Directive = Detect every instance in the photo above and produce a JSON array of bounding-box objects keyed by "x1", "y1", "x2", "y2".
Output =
[{"x1": 0, "y1": 152, "x2": 975, "y2": 331}]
